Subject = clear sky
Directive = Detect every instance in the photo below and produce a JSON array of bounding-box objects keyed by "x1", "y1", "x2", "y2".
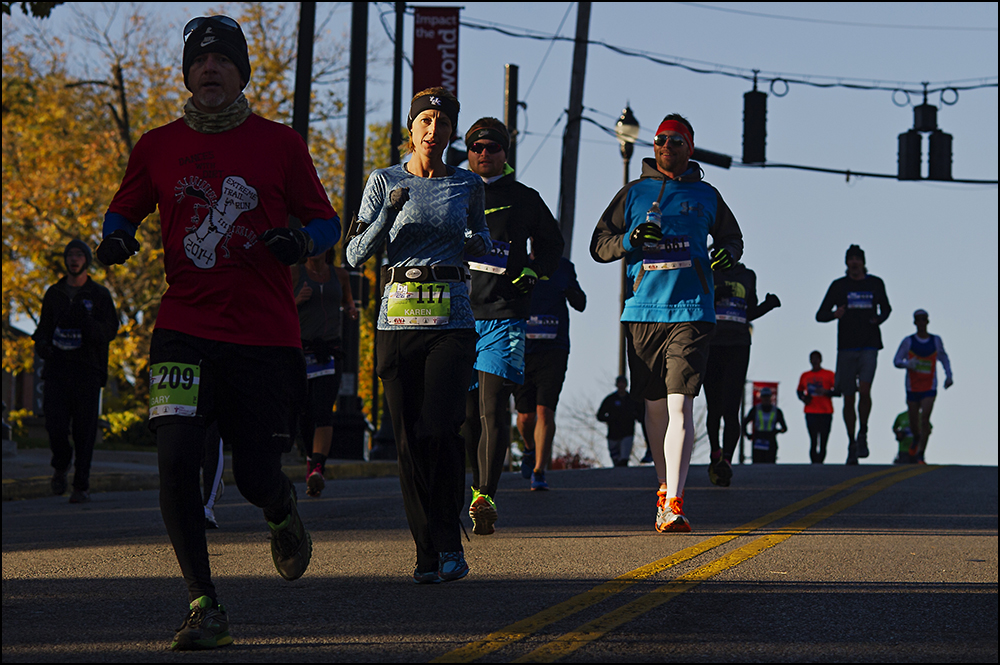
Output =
[{"x1": 12, "y1": 3, "x2": 998, "y2": 466}]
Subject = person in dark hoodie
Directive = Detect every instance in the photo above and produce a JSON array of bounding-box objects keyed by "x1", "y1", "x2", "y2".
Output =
[
  {"x1": 514, "y1": 254, "x2": 587, "y2": 488},
  {"x1": 591, "y1": 113, "x2": 743, "y2": 533},
  {"x1": 32, "y1": 239, "x2": 118, "y2": 504},
  {"x1": 815, "y1": 245, "x2": 891, "y2": 465},
  {"x1": 703, "y1": 261, "x2": 780, "y2": 486},
  {"x1": 461, "y1": 117, "x2": 564, "y2": 534}
]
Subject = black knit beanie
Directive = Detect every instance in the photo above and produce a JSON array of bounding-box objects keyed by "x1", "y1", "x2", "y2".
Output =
[
  {"x1": 182, "y1": 16, "x2": 251, "y2": 91},
  {"x1": 64, "y1": 239, "x2": 92, "y2": 273}
]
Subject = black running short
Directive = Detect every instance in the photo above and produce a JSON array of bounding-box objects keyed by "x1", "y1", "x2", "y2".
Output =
[
  {"x1": 626, "y1": 321, "x2": 715, "y2": 399},
  {"x1": 514, "y1": 348, "x2": 569, "y2": 413},
  {"x1": 147, "y1": 328, "x2": 306, "y2": 450}
]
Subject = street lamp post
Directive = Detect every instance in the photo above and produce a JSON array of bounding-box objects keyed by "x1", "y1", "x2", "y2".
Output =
[{"x1": 614, "y1": 105, "x2": 639, "y2": 378}]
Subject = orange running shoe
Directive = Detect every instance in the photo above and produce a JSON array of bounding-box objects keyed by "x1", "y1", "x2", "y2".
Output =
[{"x1": 655, "y1": 493, "x2": 691, "y2": 533}]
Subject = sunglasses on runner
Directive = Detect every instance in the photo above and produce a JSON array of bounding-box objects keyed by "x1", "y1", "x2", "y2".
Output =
[
  {"x1": 183, "y1": 16, "x2": 242, "y2": 42},
  {"x1": 469, "y1": 141, "x2": 504, "y2": 154},
  {"x1": 653, "y1": 133, "x2": 687, "y2": 148}
]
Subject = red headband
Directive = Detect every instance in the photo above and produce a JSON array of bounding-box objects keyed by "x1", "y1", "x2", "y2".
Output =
[{"x1": 655, "y1": 120, "x2": 693, "y2": 149}]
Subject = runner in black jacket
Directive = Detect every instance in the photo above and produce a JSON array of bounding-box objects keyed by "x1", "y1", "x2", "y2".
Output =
[
  {"x1": 461, "y1": 117, "x2": 564, "y2": 533},
  {"x1": 32, "y1": 239, "x2": 118, "y2": 503},
  {"x1": 815, "y1": 245, "x2": 891, "y2": 464}
]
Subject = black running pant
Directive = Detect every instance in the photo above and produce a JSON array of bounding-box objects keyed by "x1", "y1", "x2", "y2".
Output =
[
  {"x1": 752, "y1": 435, "x2": 778, "y2": 464},
  {"x1": 150, "y1": 329, "x2": 302, "y2": 602},
  {"x1": 377, "y1": 328, "x2": 477, "y2": 572},
  {"x1": 703, "y1": 344, "x2": 751, "y2": 463},
  {"x1": 463, "y1": 370, "x2": 515, "y2": 498},
  {"x1": 298, "y1": 355, "x2": 344, "y2": 459},
  {"x1": 806, "y1": 413, "x2": 833, "y2": 464},
  {"x1": 44, "y1": 369, "x2": 102, "y2": 492}
]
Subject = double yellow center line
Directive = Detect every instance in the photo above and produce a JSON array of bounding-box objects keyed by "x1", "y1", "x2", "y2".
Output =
[{"x1": 434, "y1": 464, "x2": 937, "y2": 663}]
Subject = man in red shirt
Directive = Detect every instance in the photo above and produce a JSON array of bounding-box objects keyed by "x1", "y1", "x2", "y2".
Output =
[
  {"x1": 796, "y1": 350, "x2": 838, "y2": 464},
  {"x1": 97, "y1": 15, "x2": 340, "y2": 651}
]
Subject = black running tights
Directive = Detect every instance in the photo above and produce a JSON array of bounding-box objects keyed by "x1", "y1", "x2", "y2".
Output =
[
  {"x1": 463, "y1": 370, "x2": 515, "y2": 498},
  {"x1": 158, "y1": 420, "x2": 292, "y2": 602}
]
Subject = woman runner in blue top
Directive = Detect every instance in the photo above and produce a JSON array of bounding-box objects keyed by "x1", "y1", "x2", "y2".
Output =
[{"x1": 346, "y1": 87, "x2": 490, "y2": 584}]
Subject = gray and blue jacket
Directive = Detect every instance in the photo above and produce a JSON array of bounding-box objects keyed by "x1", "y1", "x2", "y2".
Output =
[
  {"x1": 590, "y1": 158, "x2": 743, "y2": 324},
  {"x1": 346, "y1": 163, "x2": 490, "y2": 331}
]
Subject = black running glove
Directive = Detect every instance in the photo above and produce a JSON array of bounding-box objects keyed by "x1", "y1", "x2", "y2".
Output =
[
  {"x1": 629, "y1": 222, "x2": 662, "y2": 247},
  {"x1": 464, "y1": 235, "x2": 489, "y2": 258},
  {"x1": 388, "y1": 187, "x2": 410, "y2": 212},
  {"x1": 261, "y1": 227, "x2": 314, "y2": 265},
  {"x1": 710, "y1": 247, "x2": 734, "y2": 271},
  {"x1": 96, "y1": 229, "x2": 140, "y2": 266},
  {"x1": 511, "y1": 268, "x2": 539, "y2": 296}
]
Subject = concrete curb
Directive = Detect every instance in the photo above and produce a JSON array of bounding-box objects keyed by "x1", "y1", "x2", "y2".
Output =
[{"x1": 2, "y1": 461, "x2": 399, "y2": 502}]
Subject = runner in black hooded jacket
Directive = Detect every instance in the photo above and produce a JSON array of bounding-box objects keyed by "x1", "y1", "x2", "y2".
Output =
[{"x1": 461, "y1": 117, "x2": 564, "y2": 534}]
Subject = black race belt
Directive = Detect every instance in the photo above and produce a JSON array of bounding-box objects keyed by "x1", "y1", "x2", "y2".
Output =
[{"x1": 383, "y1": 265, "x2": 469, "y2": 283}]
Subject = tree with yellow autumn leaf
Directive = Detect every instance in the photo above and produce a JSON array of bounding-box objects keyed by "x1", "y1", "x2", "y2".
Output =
[{"x1": 3, "y1": 3, "x2": 390, "y2": 436}]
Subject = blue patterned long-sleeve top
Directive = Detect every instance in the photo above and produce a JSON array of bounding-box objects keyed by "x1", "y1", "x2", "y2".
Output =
[{"x1": 346, "y1": 163, "x2": 490, "y2": 330}]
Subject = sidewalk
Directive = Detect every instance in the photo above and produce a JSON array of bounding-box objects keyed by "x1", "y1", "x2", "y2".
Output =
[{"x1": 1, "y1": 440, "x2": 398, "y2": 501}]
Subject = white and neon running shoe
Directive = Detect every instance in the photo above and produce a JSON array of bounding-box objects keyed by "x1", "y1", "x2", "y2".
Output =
[{"x1": 469, "y1": 489, "x2": 498, "y2": 536}]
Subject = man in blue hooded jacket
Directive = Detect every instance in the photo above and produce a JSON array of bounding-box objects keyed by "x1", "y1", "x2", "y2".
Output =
[{"x1": 591, "y1": 113, "x2": 743, "y2": 533}]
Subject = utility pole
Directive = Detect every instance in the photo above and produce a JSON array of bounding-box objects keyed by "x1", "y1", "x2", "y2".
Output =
[
  {"x1": 376, "y1": 0, "x2": 405, "y2": 428},
  {"x1": 370, "y1": 2, "x2": 404, "y2": 460},
  {"x1": 504, "y1": 64, "x2": 519, "y2": 172},
  {"x1": 287, "y1": 2, "x2": 316, "y2": 241},
  {"x1": 333, "y1": 1, "x2": 369, "y2": 458},
  {"x1": 556, "y1": 2, "x2": 590, "y2": 259},
  {"x1": 291, "y1": 2, "x2": 316, "y2": 143}
]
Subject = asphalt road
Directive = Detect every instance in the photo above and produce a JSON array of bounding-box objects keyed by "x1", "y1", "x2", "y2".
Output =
[{"x1": 2, "y1": 463, "x2": 997, "y2": 663}]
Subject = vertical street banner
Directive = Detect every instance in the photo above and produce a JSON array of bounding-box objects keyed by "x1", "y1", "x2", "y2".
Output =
[
  {"x1": 412, "y1": 7, "x2": 459, "y2": 99},
  {"x1": 751, "y1": 381, "x2": 780, "y2": 406}
]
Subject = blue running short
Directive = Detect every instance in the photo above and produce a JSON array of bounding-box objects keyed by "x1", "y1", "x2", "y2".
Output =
[{"x1": 473, "y1": 318, "x2": 526, "y2": 384}]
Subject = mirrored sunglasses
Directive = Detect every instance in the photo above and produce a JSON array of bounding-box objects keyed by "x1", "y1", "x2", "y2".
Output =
[
  {"x1": 184, "y1": 16, "x2": 241, "y2": 42},
  {"x1": 653, "y1": 133, "x2": 687, "y2": 148}
]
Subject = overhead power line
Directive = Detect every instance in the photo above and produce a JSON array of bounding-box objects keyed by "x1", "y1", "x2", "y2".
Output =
[
  {"x1": 451, "y1": 14, "x2": 997, "y2": 96},
  {"x1": 677, "y1": 3, "x2": 999, "y2": 32},
  {"x1": 578, "y1": 113, "x2": 998, "y2": 185},
  {"x1": 384, "y1": 6, "x2": 996, "y2": 96}
]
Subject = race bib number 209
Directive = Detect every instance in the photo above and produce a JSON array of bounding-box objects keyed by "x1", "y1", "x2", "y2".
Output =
[{"x1": 149, "y1": 363, "x2": 200, "y2": 418}]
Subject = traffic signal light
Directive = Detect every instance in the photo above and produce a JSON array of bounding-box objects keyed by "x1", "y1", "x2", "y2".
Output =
[
  {"x1": 742, "y1": 89, "x2": 767, "y2": 164},
  {"x1": 928, "y1": 130, "x2": 953, "y2": 181},
  {"x1": 912, "y1": 103, "x2": 939, "y2": 133},
  {"x1": 897, "y1": 130, "x2": 921, "y2": 180},
  {"x1": 897, "y1": 97, "x2": 955, "y2": 181}
]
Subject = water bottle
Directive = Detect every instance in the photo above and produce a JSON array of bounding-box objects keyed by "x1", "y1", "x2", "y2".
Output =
[{"x1": 646, "y1": 201, "x2": 662, "y2": 228}]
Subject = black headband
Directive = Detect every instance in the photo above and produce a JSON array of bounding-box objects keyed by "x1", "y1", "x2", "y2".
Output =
[
  {"x1": 466, "y1": 127, "x2": 509, "y2": 153},
  {"x1": 407, "y1": 94, "x2": 458, "y2": 129}
]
